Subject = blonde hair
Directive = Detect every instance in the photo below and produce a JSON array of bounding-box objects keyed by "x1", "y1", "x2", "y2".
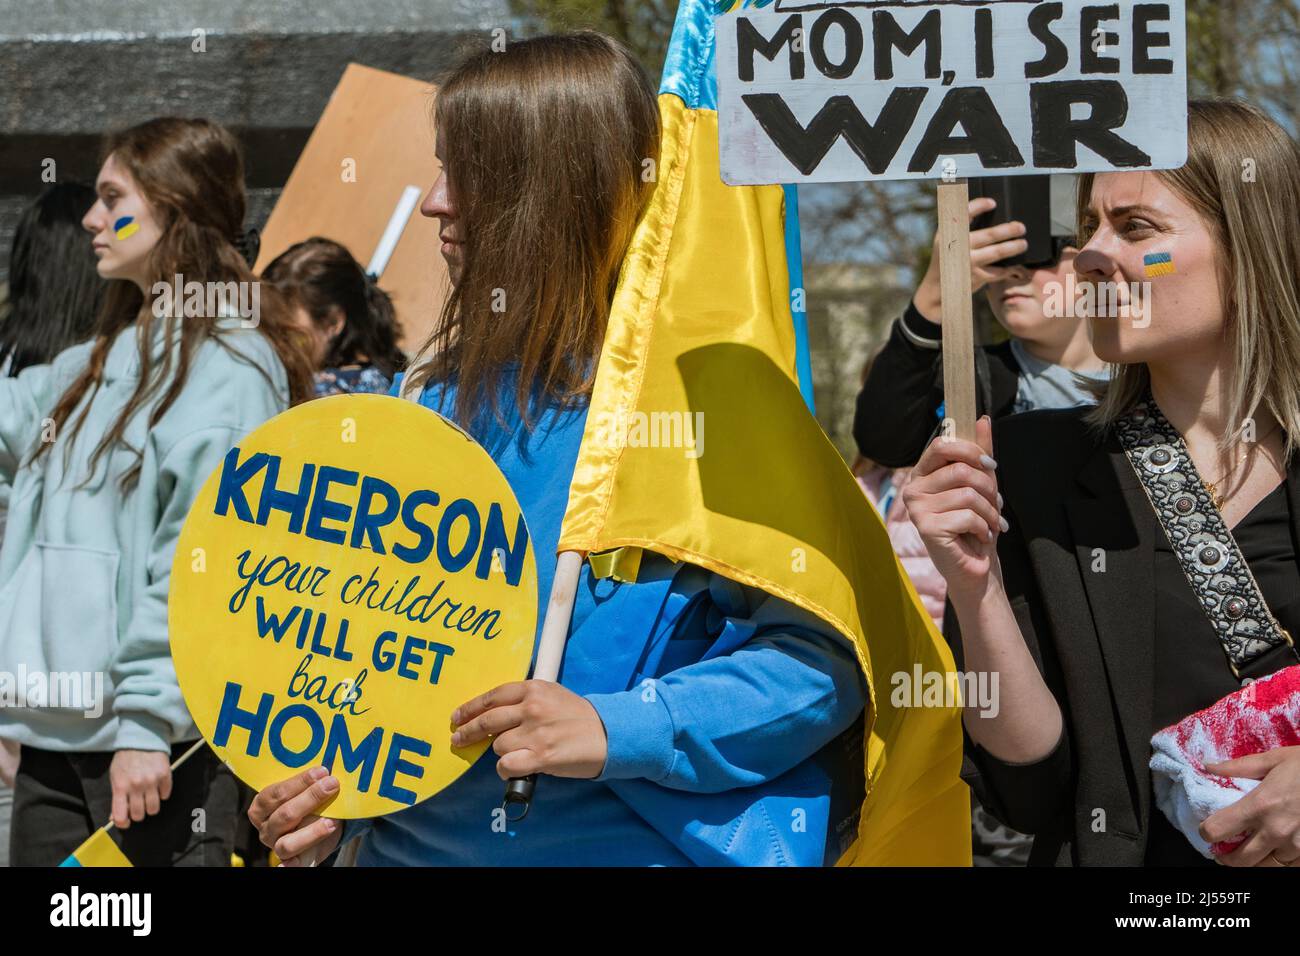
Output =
[{"x1": 1077, "y1": 99, "x2": 1300, "y2": 459}]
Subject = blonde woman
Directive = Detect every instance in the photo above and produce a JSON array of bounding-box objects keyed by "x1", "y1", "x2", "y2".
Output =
[{"x1": 906, "y1": 99, "x2": 1300, "y2": 866}]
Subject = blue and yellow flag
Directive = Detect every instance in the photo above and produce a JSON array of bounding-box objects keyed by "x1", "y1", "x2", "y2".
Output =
[
  {"x1": 60, "y1": 827, "x2": 133, "y2": 868},
  {"x1": 558, "y1": 0, "x2": 971, "y2": 865}
]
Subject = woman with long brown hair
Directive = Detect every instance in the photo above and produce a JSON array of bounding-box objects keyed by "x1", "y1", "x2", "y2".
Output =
[
  {"x1": 905, "y1": 99, "x2": 1300, "y2": 866},
  {"x1": 249, "y1": 32, "x2": 869, "y2": 867},
  {"x1": 0, "y1": 117, "x2": 313, "y2": 866}
]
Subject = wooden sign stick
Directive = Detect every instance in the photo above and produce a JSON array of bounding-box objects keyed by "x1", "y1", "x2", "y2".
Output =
[{"x1": 937, "y1": 179, "x2": 977, "y2": 443}]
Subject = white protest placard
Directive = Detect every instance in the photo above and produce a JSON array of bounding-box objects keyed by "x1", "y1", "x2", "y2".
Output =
[{"x1": 717, "y1": 0, "x2": 1187, "y2": 185}]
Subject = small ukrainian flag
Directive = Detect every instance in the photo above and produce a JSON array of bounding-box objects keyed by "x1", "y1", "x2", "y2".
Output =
[
  {"x1": 114, "y1": 216, "x2": 139, "y2": 241},
  {"x1": 1144, "y1": 251, "x2": 1176, "y2": 276},
  {"x1": 60, "y1": 826, "x2": 133, "y2": 867}
]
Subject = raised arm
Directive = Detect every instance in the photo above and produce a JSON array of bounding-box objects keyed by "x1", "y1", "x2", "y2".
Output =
[{"x1": 903, "y1": 415, "x2": 1072, "y2": 833}]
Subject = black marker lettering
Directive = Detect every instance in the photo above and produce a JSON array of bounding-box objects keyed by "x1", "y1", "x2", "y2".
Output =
[
  {"x1": 742, "y1": 89, "x2": 927, "y2": 176},
  {"x1": 1025, "y1": 2, "x2": 1069, "y2": 78},
  {"x1": 908, "y1": 88, "x2": 1024, "y2": 173},
  {"x1": 1133, "y1": 4, "x2": 1174, "y2": 74},
  {"x1": 873, "y1": 8, "x2": 942, "y2": 80},
  {"x1": 810, "y1": 8, "x2": 864, "y2": 80},
  {"x1": 737, "y1": 14, "x2": 805, "y2": 82},
  {"x1": 1030, "y1": 80, "x2": 1152, "y2": 167},
  {"x1": 1081, "y1": 4, "x2": 1121, "y2": 74},
  {"x1": 975, "y1": 7, "x2": 995, "y2": 79}
]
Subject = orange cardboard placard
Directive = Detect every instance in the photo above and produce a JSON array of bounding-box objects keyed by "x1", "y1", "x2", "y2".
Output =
[{"x1": 255, "y1": 63, "x2": 447, "y2": 351}]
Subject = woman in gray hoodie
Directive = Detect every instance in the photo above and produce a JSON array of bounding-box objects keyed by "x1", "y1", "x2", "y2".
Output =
[{"x1": 0, "y1": 118, "x2": 314, "y2": 866}]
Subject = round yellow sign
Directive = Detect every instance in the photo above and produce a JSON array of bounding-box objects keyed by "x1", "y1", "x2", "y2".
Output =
[{"x1": 169, "y1": 394, "x2": 538, "y2": 818}]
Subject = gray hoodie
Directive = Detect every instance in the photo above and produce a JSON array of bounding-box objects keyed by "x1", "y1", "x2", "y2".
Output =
[{"x1": 0, "y1": 314, "x2": 287, "y2": 753}]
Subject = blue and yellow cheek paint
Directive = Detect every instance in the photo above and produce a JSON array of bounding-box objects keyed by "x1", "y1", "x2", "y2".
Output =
[
  {"x1": 113, "y1": 216, "x2": 139, "y2": 241},
  {"x1": 1143, "y1": 251, "x2": 1176, "y2": 277}
]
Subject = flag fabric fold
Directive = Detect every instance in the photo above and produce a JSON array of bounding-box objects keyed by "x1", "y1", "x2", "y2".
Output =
[{"x1": 557, "y1": 0, "x2": 970, "y2": 865}]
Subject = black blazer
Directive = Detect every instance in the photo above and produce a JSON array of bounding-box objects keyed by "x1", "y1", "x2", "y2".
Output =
[{"x1": 944, "y1": 404, "x2": 1300, "y2": 866}]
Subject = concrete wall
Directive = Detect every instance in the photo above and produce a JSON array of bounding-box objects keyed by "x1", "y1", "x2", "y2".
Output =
[{"x1": 0, "y1": 0, "x2": 518, "y2": 282}]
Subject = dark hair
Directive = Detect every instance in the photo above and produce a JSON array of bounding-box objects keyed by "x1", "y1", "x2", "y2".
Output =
[
  {"x1": 1, "y1": 182, "x2": 105, "y2": 374},
  {"x1": 261, "y1": 237, "x2": 406, "y2": 380},
  {"x1": 35, "y1": 117, "x2": 315, "y2": 487},
  {"x1": 405, "y1": 32, "x2": 661, "y2": 430}
]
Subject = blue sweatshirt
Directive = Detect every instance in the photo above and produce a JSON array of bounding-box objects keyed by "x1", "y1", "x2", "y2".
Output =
[{"x1": 336, "y1": 375, "x2": 869, "y2": 866}]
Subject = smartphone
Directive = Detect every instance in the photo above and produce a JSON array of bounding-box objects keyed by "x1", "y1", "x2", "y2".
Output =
[{"x1": 969, "y1": 174, "x2": 1076, "y2": 268}]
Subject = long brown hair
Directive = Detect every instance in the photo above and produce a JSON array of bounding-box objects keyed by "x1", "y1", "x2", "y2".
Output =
[
  {"x1": 404, "y1": 32, "x2": 661, "y2": 429},
  {"x1": 1078, "y1": 99, "x2": 1300, "y2": 459},
  {"x1": 36, "y1": 117, "x2": 314, "y2": 486}
]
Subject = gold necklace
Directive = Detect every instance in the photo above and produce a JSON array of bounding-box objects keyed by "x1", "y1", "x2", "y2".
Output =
[
  {"x1": 1199, "y1": 424, "x2": 1279, "y2": 511},
  {"x1": 1203, "y1": 457, "x2": 1246, "y2": 511}
]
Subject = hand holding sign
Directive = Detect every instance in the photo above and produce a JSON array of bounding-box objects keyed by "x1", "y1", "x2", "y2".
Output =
[
  {"x1": 902, "y1": 413, "x2": 1004, "y2": 604},
  {"x1": 248, "y1": 765, "x2": 342, "y2": 866},
  {"x1": 170, "y1": 394, "x2": 539, "y2": 820},
  {"x1": 450, "y1": 680, "x2": 608, "y2": 780}
]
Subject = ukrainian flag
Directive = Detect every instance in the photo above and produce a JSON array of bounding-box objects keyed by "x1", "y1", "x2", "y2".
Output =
[
  {"x1": 60, "y1": 827, "x2": 133, "y2": 867},
  {"x1": 557, "y1": 0, "x2": 971, "y2": 865}
]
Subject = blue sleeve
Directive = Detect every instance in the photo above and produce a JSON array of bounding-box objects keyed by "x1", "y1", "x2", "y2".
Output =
[{"x1": 583, "y1": 591, "x2": 868, "y2": 794}]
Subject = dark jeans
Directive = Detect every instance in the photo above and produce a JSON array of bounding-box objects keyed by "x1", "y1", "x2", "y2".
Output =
[{"x1": 9, "y1": 742, "x2": 238, "y2": 867}]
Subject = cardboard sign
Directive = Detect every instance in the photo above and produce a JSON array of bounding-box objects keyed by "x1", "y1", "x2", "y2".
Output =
[
  {"x1": 253, "y1": 63, "x2": 449, "y2": 351},
  {"x1": 717, "y1": 0, "x2": 1187, "y2": 184},
  {"x1": 169, "y1": 395, "x2": 538, "y2": 818}
]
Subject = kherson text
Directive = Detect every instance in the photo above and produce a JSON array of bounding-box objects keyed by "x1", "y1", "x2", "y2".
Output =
[{"x1": 206, "y1": 446, "x2": 530, "y2": 804}]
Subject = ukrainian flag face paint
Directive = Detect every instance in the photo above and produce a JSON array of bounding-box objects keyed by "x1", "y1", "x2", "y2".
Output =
[
  {"x1": 1143, "y1": 251, "x2": 1175, "y2": 277},
  {"x1": 88, "y1": 154, "x2": 161, "y2": 286}
]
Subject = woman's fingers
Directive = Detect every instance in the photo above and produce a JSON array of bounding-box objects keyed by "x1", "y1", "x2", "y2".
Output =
[
  {"x1": 111, "y1": 788, "x2": 130, "y2": 830},
  {"x1": 454, "y1": 703, "x2": 525, "y2": 747},
  {"x1": 1216, "y1": 829, "x2": 1274, "y2": 868},
  {"x1": 971, "y1": 236, "x2": 1029, "y2": 270},
  {"x1": 128, "y1": 789, "x2": 146, "y2": 823},
  {"x1": 259, "y1": 774, "x2": 340, "y2": 848},
  {"x1": 971, "y1": 218, "x2": 1026, "y2": 249},
  {"x1": 922, "y1": 488, "x2": 1002, "y2": 540},
  {"x1": 495, "y1": 748, "x2": 541, "y2": 780},
  {"x1": 976, "y1": 414, "x2": 995, "y2": 460},
  {"x1": 249, "y1": 766, "x2": 327, "y2": 830},
  {"x1": 966, "y1": 196, "x2": 997, "y2": 221},
  {"x1": 274, "y1": 814, "x2": 337, "y2": 863},
  {"x1": 933, "y1": 508, "x2": 997, "y2": 546},
  {"x1": 914, "y1": 460, "x2": 1000, "y2": 511},
  {"x1": 914, "y1": 429, "x2": 997, "y2": 480},
  {"x1": 1206, "y1": 749, "x2": 1286, "y2": 780},
  {"x1": 453, "y1": 681, "x2": 528, "y2": 727}
]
